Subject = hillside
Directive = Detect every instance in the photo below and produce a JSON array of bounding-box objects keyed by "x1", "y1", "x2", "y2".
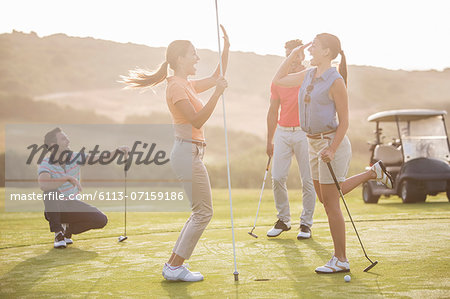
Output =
[
  {"x1": 1, "y1": 31, "x2": 449, "y2": 143},
  {"x1": 1, "y1": 30, "x2": 450, "y2": 188}
]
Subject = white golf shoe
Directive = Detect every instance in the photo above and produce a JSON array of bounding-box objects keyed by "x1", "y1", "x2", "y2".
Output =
[
  {"x1": 267, "y1": 219, "x2": 291, "y2": 237},
  {"x1": 371, "y1": 160, "x2": 394, "y2": 189},
  {"x1": 315, "y1": 256, "x2": 350, "y2": 274},
  {"x1": 54, "y1": 232, "x2": 66, "y2": 249},
  {"x1": 62, "y1": 223, "x2": 73, "y2": 245},
  {"x1": 297, "y1": 224, "x2": 312, "y2": 239},
  {"x1": 162, "y1": 263, "x2": 204, "y2": 282}
]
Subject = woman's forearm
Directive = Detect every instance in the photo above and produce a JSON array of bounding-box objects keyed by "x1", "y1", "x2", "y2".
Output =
[
  {"x1": 272, "y1": 56, "x2": 294, "y2": 84},
  {"x1": 191, "y1": 92, "x2": 221, "y2": 129},
  {"x1": 213, "y1": 45, "x2": 229, "y2": 77},
  {"x1": 329, "y1": 121, "x2": 348, "y2": 153}
]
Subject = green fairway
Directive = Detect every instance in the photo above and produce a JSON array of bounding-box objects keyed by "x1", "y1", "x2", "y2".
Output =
[{"x1": 0, "y1": 187, "x2": 449, "y2": 298}]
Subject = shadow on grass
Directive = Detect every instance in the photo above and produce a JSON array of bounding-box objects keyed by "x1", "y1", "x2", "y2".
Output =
[
  {"x1": 160, "y1": 280, "x2": 197, "y2": 299},
  {"x1": 0, "y1": 247, "x2": 98, "y2": 296}
]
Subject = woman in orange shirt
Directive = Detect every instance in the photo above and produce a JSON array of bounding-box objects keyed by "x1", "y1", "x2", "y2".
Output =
[{"x1": 122, "y1": 26, "x2": 229, "y2": 282}]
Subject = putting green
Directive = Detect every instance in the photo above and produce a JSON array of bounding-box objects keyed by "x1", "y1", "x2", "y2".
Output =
[{"x1": 1, "y1": 188, "x2": 449, "y2": 298}]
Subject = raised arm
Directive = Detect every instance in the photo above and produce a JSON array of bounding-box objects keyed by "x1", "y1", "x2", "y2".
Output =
[
  {"x1": 192, "y1": 25, "x2": 230, "y2": 93},
  {"x1": 272, "y1": 42, "x2": 311, "y2": 87},
  {"x1": 175, "y1": 77, "x2": 228, "y2": 129}
]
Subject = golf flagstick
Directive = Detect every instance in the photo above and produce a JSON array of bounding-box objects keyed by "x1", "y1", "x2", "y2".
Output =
[
  {"x1": 326, "y1": 162, "x2": 378, "y2": 272},
  {"x1": 248, "y1": 156, "x2": 271, "y2": 238},
  {"x1": 214, "y1": 0, "x2": 239, "y2": 282},
  {"x1": 118, "y1": 154, "x2": 128, "y2": 242}
]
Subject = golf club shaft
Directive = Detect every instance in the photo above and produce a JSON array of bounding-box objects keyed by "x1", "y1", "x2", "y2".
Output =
[
  {"x1": 124, "y1": 163, "x2": 127, "y2": 237},
  {"x1": 252, "y1": 156, "x2": 271, "y2": 229},
  {"x1": 326, "y1": 163, "x2": 374, "y2": 263},
  {"x1": 214, "y1": 0, "x2": 238, "y2": 279}
]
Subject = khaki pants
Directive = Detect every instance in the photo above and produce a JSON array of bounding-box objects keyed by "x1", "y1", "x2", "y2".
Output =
[
  {"x1": 272, "y1": 127, "x2": 316, "y2": 227},
  {"x1": 170, "y1": 139, "x2": 212, "y2": 260}
]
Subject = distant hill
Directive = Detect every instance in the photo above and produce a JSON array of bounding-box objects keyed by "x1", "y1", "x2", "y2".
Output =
[
  {"x1": 1, "y1": 31, "x2": 449, "y2": 135},
  {"x1": 1, "y1": 30, "x2": 450, "y2": 188}
]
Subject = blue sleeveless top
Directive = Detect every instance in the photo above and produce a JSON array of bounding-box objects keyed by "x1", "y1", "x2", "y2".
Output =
[{"x1": 298, "y1": 67, "x2": 343, "y2": 134}]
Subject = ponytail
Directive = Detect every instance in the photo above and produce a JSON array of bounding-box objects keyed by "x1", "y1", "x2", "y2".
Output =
[
  {"x1": 339, "y1": 50, "x2": 347, "y2": 86},
  {"x1": 316, "y1": 33, "x2": 347, "y2": 86},
  {"x1": 120, "y1": 61, "x2": 169, "y2": 89}
]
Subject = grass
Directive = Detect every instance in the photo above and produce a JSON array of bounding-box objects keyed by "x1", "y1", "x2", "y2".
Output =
[{"x1": 0, "y1": 187, "x2": 449, "y2": 298}]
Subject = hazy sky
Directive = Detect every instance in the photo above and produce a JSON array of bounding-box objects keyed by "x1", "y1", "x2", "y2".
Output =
[{"x1": 1, "y1": 0, "x2": 449, "y2": 71}]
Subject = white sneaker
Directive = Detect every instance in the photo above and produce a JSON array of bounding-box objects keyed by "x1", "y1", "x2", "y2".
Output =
[
  {"x1": 371, "y1": 161, "x2": 394, "y2": 189},
  {"x1": 315, "y1": 256, "x2": 350, "y2": 274},
  {"x1": 267, "y1": 220, "x2": 291, "y2": 237},
  {"x1": 61, "y1": 223, "x2": 73, "y2": 245},
  {"x1": 54, "y1": 232, "x2": 66, "y2": 249},
  {"x1": 162, "y1": 263, "x2": 204, "y2": 282},
  {"x1": 163, "y1": 263, "x2": 200, "y2": 275},
  {"x1": 297, "y1": 225, "x2": 311, "y2": 239}
]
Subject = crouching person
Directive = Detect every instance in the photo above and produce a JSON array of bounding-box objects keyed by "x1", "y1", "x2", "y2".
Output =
[{"x1": 38, "y1": 127, "x2": 110, "y2": 248}]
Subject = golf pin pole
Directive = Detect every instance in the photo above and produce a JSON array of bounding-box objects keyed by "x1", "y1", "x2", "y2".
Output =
[
  {"x1": 124, "y1": 162, "x2": 127, "y2": 236},
  {"x1": 248, "y1": 156, "x2": 271, "y2": 238},
  {"x1": 119, "y1": 152, "x2": 128, "y2": 242},
  {"x1": 214, "y1": 0, "x2": 239, "y2": 282},
  {"x1": 326, "y1": 162, "x2": 378, "y2": 272}
]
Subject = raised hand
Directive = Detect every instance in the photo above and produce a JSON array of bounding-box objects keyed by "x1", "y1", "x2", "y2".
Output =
[
  {"x1": 220, "y1": 24, "x2": 230, "y2": 49},
  {"x1": 289, "y1": 42, "x2": 312, "y2": 62}
]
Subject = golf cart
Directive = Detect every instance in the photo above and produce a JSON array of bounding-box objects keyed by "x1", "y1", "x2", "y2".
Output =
[{"x1": 362, "y1": 109, "x2": 450, "y2": 203}]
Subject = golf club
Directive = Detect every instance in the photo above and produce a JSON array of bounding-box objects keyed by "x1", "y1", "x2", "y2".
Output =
[
  {"x1": 326, "y1": 162, "x2": 378, "y2": 272},
  {"x1": 118, "y1": 159, "x2": 128, "y2": 242},
  {"x1": 248, "y1": 156, "x2": 272, "y2": 238},
  {"x1": 214, "y1": 0, "x2": 239, "y2": 282}
]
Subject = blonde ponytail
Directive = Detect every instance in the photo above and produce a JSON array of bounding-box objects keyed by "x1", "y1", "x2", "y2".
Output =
[
  {"x1": 120, "y1": 61, "x2": 169, "y2": 89},
  {"x1": 121, "y1": 40, "x2": 192, "y2": 90}
]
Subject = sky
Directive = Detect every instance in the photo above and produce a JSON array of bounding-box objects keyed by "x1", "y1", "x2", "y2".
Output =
[{"x1": 1, "y1": 0, "x2": 449, "y2": 71}]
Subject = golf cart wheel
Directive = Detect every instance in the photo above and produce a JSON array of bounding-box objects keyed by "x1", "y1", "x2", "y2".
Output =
[
  {"x1": 447, "y1": 183, "x2": 450, "y2": 202},
  {"x1": 362, "y1": 182, "x2": 380, "y2": 204},
  {"x1": 400, "y1": 180, "x2": 426, "y2": 203}
]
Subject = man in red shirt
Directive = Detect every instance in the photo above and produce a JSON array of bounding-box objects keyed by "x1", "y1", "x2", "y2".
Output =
[{"x1": 266, "y1": 40, "x2": 316, "y2": 239}]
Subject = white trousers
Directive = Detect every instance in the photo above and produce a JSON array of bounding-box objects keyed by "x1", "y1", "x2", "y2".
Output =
[{"x1": 272, "y1": 127, "x2": 316, "y2": 227}]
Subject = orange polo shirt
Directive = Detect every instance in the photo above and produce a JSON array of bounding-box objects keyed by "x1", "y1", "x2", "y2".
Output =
[
  {"x1": 166, "y1": 76, "x2": 205, "y2": 141},
  {"x1": 270, "y1": 83, "x2": 301, "y2": 127}
]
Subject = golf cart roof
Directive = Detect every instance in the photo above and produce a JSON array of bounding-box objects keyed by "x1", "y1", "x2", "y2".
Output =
[{"x1": 368, "y1": 109, "x2": 447, "y2": 122}]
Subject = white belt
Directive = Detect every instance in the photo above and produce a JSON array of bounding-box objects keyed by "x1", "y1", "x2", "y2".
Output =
[{"x1": 278, "y1": 125, "x2": 303, "y2": 132}]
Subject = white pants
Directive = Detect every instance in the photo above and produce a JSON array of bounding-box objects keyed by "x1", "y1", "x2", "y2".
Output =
[
  {"x1": 170, "y1": 139, "x2": 212, "y2": 260},
  {"x1": 272, "y1": 127, "x2": 316, "y2": 227}
]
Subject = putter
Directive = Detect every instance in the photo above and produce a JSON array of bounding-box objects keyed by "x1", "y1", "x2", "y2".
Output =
[
  {"x1": 215, "y1": 0, "x2": 239, "y2": 281},
  {"x1": 248, "y1": 156, "x2": 272, "y2": 238},
  {"x1": 118, "y1": 159, "x2": 128, "y2": 242},
  {"x1": 326, "y1": 162, "x2": 378, "y2": 272}
]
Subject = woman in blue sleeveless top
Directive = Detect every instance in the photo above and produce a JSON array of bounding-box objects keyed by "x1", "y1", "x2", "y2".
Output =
[{"x1": 273, "y1": 33, "x2": 393, "y2": 273}]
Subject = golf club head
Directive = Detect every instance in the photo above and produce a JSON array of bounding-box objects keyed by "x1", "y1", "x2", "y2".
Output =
[
  {"x1": 363, "y1": 260, "x2": 378, "y2": 272},
  {"x1": 233, "y1": 271, "x2": 239, "y2": 281},
  {"x1": 248, "y1": 231, "x2": 258, "y2": 238},
  {"x1": 118, "y1": 235, "x2": 128, "y2": 242}
]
